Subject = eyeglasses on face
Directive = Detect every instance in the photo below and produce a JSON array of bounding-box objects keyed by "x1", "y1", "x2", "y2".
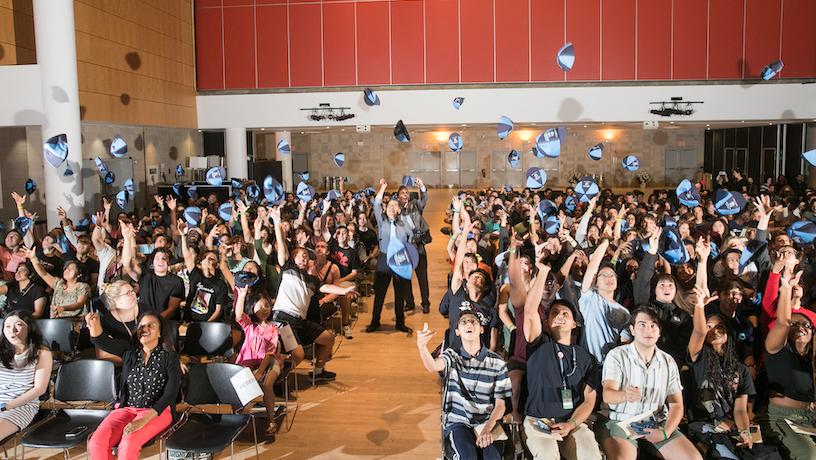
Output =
[
  {"x1": 790, "y1": 321, "x2": 814, "y2": 332},
  {"x1": 458, "y1": 318, "x2": 479, "y2": 327}
]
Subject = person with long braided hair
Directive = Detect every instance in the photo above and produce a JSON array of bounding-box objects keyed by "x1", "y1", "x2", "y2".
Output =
[
  {"x1": 685, "y1": 284, "x2": 775, "y2": 458},
  {"x1": 761, "y1": 269, "x2": 816, "y2": 460}
]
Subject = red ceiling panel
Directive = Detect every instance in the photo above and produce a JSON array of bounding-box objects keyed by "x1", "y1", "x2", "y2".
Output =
[
  {"x1": 425, "y1": 0, "x2": 460, "y2": 83},
  {"x1": 223, "y1": 6, "x2": 256, "y2": 89},
  {"x1": 780, "y1": 0, "x2": 816, "y2": 78},
  {"x1": 708, "y1": 0, "x2": 744, "y2": 79},
  {"x1": 530, "y1": 0, "x2": 565, "y2": 81},
  {"x1": 637, "y1": 0, "x2": 672, "y2": 80},
  {"x1": 672, "y1": 0, "x2": 707, "y2": 80},
  {"x1": 195, "y1": 6, "x2": 224, "y2": 90},
  {"x1": 256, "y1": 4, "x2": 289, "y2": 88},
  {"x1": 601, "y1": 0, "x2": 635, "y2": 80},
  {"x1": 460, "y1": 0, "x2": 494, "y2": 82},
  {"x1": 289, "y1": 3, "x2": 323, "y2": 87},
  {"x1": 565, "y1": 0, "x2": 601, "y2": 81},
  {"x1": 495, "y1": 0, "x2": 529, "y2": 82},
  {"x1": 322, "y1": 2, "x2": 357, "y2": 86},
  {"x1": 356, "y1": 1, "x2": 391, "y2": 85},
  {"x1": 744, "y1": 0, "x2": 781, "y2": 79},
  {"x1": 391, "y1": 0, "x2": 425, "y2": 84}
]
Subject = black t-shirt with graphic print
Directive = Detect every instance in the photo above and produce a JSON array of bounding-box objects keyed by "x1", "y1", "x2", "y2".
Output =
[{"x1": 184, "y1": 268, "x2": 229, "y2": 322}]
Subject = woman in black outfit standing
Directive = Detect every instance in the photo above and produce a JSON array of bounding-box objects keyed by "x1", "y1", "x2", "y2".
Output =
[{"x1": 88, "y1": 311, "x2": 181, "y2": 460}]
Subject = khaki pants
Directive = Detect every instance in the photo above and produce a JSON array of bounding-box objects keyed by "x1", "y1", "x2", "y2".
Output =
[{"x1": 523, "y1": 416, "x2": 603, "y2": 460}]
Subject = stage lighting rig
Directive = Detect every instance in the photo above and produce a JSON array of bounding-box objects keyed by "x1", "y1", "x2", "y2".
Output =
[
  {"x1": 649, "y1": 97, "x2": 703, "y2": 117},
  {"x1": 301, "y1": 103, "x2": 356, "y2": 123}
]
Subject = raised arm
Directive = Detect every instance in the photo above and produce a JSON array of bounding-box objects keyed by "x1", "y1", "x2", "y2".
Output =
[
  {"x1": 523, "y1": 262, "x2": 551, "y2": 343},
  {"x1": 450, "y1": 217, "x2": 473, "y2": 294},
  {"x1": 234, "y1": 286, "x2": 249, "y2": 323},
  {"x1": 688, "y1": 286, "x2": 710, "y2": 362},
  {"x1": 612, "y1": 204, "x2": 626, "y2": 242},
  {"x1": 23, "y1": 247, "x2": 58, "y2": 289},
  {"x1": 575, "y1": 196, "x2": 598, "y2": 248},
  {"x1": 766, "y1": 269, "x2": 801, "y2": 355},
  {"x1": 120, "y1": 223, "x2": 142, "y2": 280},
  {"x1": 270, "y1": 206, "x2": 287, "y2": 267},
  {"x1": 694, "y1": 237, "x2": 711, "y2": 295},
  {"x1": 416, "y1": 324, "x2": 446, "y2": 373},
  {"x1": 581, "y1": 238, "x2": 610, "y2": 293},
  {"x1": 178, "y1": 220, "x2": 196, "y2": 273},
  {"x1": 633, "y1": 232, "x2": 660, "y2": 305},
  {"x1": 373, "y1": 178, "x2": 387, "y2": 229},
  {"x1": 236, "y1": 200, "x2": 253, "y2": 244},
  {"x1": 166, "y1": 196, "x2": 179, "y2": 240},
  {"x1": 91, "y1": 212, "x2": 108, "y2": 252},
  {"x1": 415, "y1": 178, "x2": 428, "y2": 211}
]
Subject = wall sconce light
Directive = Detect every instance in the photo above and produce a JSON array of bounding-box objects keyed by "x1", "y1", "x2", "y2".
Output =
[
  {"x1": 433, "y1": 131, "x2": 449, "y2": 142},
  {"x1": 517, "y1": 130, "x2": 535, "y2": 142},
  {"x1": 603, "y1": 129, "x2": 616, "y2": 141}
]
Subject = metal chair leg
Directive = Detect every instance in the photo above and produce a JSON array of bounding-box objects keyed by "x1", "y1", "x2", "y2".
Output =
[{"x1": 251, "y1": 414, "x2": 259, "y2": 459}]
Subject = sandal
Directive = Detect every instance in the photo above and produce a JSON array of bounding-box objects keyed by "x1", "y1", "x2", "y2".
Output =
[{"x1": 265, "y1": 421, "x2": 278, "y2": 442}]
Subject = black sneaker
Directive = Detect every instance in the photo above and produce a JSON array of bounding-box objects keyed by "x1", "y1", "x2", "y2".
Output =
[
  {"x1": 396, "y1": 325, "x2": 413, "y2": 334},
  {"x1": 422, "y1": 305, "x2": 430, "y2": 314},
  {"x1": 313, "y1": 370, "x2": 336, "y2": 382},
  {"x1": 365, "y1": 324, "x2": 380, "y2": 333}
]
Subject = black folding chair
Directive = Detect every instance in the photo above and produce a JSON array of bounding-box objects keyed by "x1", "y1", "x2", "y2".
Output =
[
  {"x1": 20, "y1": 359, "x2": 117, "y2": 459},
  {"x1": 165, "y1": 363, "x2": 259, "y2": 459},
  {"x1": 182, "y1": 322, "x2": 233, "y2": 360},
  {"x1": 36, "y1": 319, "x2": 77, "y2": 360}
]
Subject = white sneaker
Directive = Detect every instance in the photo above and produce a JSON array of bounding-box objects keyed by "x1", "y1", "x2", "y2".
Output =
[{"x1": 343, "y1": 325, "x2": 353, "y2": 339}]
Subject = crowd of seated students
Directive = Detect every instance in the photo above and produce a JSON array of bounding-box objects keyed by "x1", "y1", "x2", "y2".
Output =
[
  {"x1": 419, "y1": 171, "x2": 816, "y2": 460},
  {"x1": 0, "y1": 177, "x2": 389, "y2": 455}
]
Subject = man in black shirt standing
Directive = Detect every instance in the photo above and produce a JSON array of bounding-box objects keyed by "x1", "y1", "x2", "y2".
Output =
[
  {"x1": 122, "y1": 224, "x2": 184, "y2": 320},
  {"x1": 180, "y1": 222, "x2": 228, "y2": 322},
  {"x1": 514, "y1": 252, "x2": 603, "y2": 460}
]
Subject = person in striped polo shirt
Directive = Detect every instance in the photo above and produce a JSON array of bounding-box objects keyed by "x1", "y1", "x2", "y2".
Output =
[{"x1": 417, "y1": 309, "x2": 511, "y2": 459}]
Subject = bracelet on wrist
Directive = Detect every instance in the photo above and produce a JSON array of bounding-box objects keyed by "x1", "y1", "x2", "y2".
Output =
[
  {"x1": 661, "y1": 428, "x2": 668, "y2": 441},
  {"x1": 569, "y1": 419, "x2": 578, "y2": 429}
]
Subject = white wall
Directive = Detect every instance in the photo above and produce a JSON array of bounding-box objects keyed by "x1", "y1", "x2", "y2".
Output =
[
  {"x1": 197, "y1": 83, "x2": 816, "y2": 129},
  {"x1": 0, "y1": 65, "x2": 43, "y2": 127}
]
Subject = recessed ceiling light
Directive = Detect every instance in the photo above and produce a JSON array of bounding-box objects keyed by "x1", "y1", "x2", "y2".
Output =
[
  {"x1": 300, "y1": 131, "x2": 304, "y2": 134},
  {"x1": 707, "y1": 127, "x2": 711, "y2": 130},
  {"x1": 583, "y1": 125, "x2": 587, "y2": 128},
  {"x1": 741, "y1": 121, "x2": 745, "y2": 123},
  {"x1": 670, "y1": 121, "x2": 674, "y2": 124},
  {"x1": 260, "y1": 128, "x2": 265, "y2": 131},
  {"x1": 768, "y1": 122, "x2": 773, "y2": 125},
  {"x1": 341, "y1": 128, "x2": 345, "y2": 131},
  {"x1": 706, "y1": 124, "x2": 710, "y2": 127}
]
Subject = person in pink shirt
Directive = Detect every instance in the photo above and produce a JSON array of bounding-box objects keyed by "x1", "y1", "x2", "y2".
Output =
[
  {"x1": 760, "y1": 247, "x2": 816, "y2": 332},
  {"x1": 233, "y1": 286, "x2": 281, "y2": 441}
]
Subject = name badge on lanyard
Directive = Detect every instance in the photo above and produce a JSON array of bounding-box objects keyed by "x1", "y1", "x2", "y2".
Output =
[{"x1": 554, "y1": 342, "x2": 577, "y2": 411}]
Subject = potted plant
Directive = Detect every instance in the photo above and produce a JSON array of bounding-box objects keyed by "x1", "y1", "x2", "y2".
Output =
[{"x1": 635, "y1": 172, "x2": 652, "y2": 189}]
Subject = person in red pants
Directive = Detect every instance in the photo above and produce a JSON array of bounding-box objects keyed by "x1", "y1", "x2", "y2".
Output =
[{"x1": 88, "y1": 311, "x2": 180, "y2": 460}]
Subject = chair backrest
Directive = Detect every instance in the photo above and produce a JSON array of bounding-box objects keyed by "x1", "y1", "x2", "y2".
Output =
[
  {"x1": 36, "y1": 319, "x2": 74, "y2": 353},
  {"x1": 183, "y1": 363, "x2": 219, "y2": 406},
  {"x1": 184, "y1": 363, "x2": 245, "y2": 410},
  {"x1": 206, "y1": 363, "x2": 248, "y2": 409},
  {"x1": 164, "y1": 319, "x2": 180, "y2": 351},
  {"x1": 182, "y1": 321, "x2": 232, "y2": 356},
  {"x1": 54, "y1": 359, "x2": 117, "y2": 403}
]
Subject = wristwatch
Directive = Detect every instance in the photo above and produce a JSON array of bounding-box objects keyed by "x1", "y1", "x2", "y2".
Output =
[{"x1": 1, "y1": 403, "x2": 7, "y2": 411}]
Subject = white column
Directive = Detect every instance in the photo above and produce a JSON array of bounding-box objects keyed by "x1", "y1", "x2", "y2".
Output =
[
  {"x1": 276, "y1": 130, "x2": 293, "y2": 192},
  {"x1": 33, "y1": 0, "x2": 84, "y2": 228},
  {"x1": 225, "y1": 127, "x2": 248, "y2": 179}
]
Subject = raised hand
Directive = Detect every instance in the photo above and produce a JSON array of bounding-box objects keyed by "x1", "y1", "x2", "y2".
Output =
[
  {"x1": 11, "y1": 192, "x2": 25, "y2": 206},
  {"x1": 695, "y1": 237, "x2": 711, "y2": 261},
  {"x1": 102, "y1": 196, "x2": 112, "y2": 211},
  {"x1": 379, "y1": 178, "x2": 387, "y2": 188},
  {"x1": 166, "y1": 195, "x2": 177, "y2": 210},
  {"x1": 415, "y1": 177, "x2": 425, "y2": 190},
  {"x1": 416, "y1": 322, "x2": 436, "y2": 349},
  {"x1": 176, "y1": 219, "x2": 188, "y2": 235}
]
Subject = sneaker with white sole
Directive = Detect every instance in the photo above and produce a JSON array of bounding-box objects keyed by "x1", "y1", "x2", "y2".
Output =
[{"x1": 343, "y1": 325, "x2": 354, "y2": 339}]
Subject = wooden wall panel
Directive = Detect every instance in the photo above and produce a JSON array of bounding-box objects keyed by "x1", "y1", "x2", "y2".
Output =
[
  {"x1": 75, "y1": 0, "x2": 198, "y2": 128},
  {"x1": 0, "y1": 0, "x2": 36, "y2": 65}
]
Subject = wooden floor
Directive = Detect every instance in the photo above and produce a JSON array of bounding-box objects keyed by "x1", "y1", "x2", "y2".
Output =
[{"x1": 22, "y1": 189, "x2": 457, "y2": 460}]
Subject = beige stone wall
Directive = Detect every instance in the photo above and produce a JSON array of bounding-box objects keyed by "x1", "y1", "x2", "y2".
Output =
[{"x1": 290, "y1": 126, "x2": 705, "y2": 191}]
